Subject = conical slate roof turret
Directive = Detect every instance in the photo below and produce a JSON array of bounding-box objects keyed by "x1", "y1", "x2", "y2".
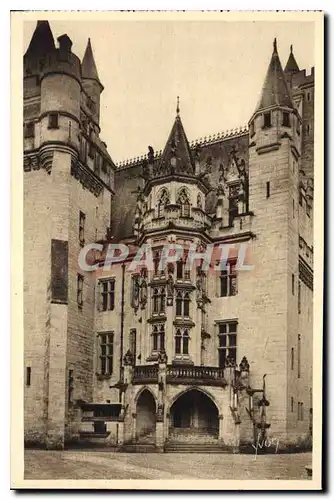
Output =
[
  {"x1": 155, "y1": 97, "x2": 195, "y2": 178},
  {"x1": 284, "y1": 45, "x2": 300, "y2": 74},
  {"x1": 255, "y1": 38, "x2": 294, "y2": 112},
  {"x1": 81, "y1": 38, "x2": 102, "y2": 85},
  {"x1": 24, "y1": 21, "x2": 55, "y2": 58}
]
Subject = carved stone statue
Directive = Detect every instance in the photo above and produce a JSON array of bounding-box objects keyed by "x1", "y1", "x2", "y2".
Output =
[
  {"x1": 140, "y1": 277, "x2": 147, "y2": 307},
  {"x1": 196, "y1": 276, "x2": 203, "y2": 301},
  {"x1": 239, "y1": 355, "x2": 250, "y2": 372},
  {"x1": 132, "y1": 276, "x2": 140, "y2": 309},
  {"x1": 158, "y1": 349, "x2": 168, "y2": 364},
  {"x1": 167, "y1": 272, "x2": 174, "y2": 297},
  {"x1": 148, "y1": 145, "x2": 155, "y2": 164}
]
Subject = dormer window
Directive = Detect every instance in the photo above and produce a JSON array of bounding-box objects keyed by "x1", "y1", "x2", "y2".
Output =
[
  {"x1": 282, "y1": 111, "x2": 290, "y2": 127},
  {"x1": 263, "y1": 112, "x2": 271, "y2": 128}
]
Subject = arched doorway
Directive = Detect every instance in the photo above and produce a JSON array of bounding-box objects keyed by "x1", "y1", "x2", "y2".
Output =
[
  {"x1": 169, "y1": 389, "x2": 219, "y2": 442},
  {"x1": 136, "y1": 389, "x2": 156, "y2": 443}
]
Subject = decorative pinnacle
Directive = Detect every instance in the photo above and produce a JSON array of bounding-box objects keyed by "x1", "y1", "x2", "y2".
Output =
[
  {"x1": 176, "y1": 95, "x2": 180, "y2": 116},
  {"x1": 290, "y1": 44, "x2": 293, "y2": 53},
  {"x1": 273, "y1": 37, "x2": 277, "y2": 53}
]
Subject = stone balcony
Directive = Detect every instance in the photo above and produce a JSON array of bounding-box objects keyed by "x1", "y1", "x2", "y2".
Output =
[
  {"x1": 142, "y1": 205, "x2": 213, "y2": 233},
  {"x1": 132, "y1": 364, "x2": 227, "y2": 387}
]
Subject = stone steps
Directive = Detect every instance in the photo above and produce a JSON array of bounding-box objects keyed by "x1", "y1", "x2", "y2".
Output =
[
  {"x1": 164, "y1": 442, "x2": 229, "y2": 453},
  {"x1": 120, "y1": 443, "x2": 158, "y2": 453}
]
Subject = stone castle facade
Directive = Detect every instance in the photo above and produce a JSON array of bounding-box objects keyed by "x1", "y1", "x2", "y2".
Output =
[{"x1": 24, "y1": 21, "x2": 314, "y2": 451}]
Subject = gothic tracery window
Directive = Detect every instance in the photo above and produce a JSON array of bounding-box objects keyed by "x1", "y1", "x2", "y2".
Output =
[
  {"x1": 152, "y1": 324, "x2": 165, "y2": 352},
  {"x1": 175, "y1": 328, "x2": 190, "y2": 356},
  {"x1": 152, "y1": 287, "x2": 166, "y2": 314},
  {"x1": 177, "y1": 187, "x2": 191, "y2": 217},
  {"x1": 157, "y1": 188, "x2": 170, "y2": 218},
  {"x1": 175, "y1": 290, "x2": 191, "y2": 317}
]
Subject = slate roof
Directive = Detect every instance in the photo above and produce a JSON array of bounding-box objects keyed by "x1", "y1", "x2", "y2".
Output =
[
  {"x1": 154, "y1": 106, "x2": 195, "y2": 178},
  {"x1": 255, "y1": 38, "x2": 294, "y2": 112},
  {"x1": 24, "y1": 21, "x2": 55, "y2": 58},
  {"x1": 284, "y1": 45, "x2": 300, "y2": 74},
  {"x1": 81, "y1": 38, "x2": 102, "y2": 85}
]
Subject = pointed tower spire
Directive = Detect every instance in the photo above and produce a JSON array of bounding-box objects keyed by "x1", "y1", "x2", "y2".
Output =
[
  {"x1": 273, "y1": 37, "x2": 277, "y2": 53},
  {"x1": 24, "y1": 20, "x2": 55, "y2": 58},
  {"x1": 284, "y1": 44, "x2": 300, "y2": 74},
  {"x1": 176, "y1": 96, "x2": 180, "y2": 116},
  {"x1": 255, "y1": 38, "x2": 294, "y2": 112},
  {"x1": 156, "y1": 104, "x2": 195, "y2": 177},
  {"x1": 81, "y1": 38, "x2": 102, "y2": 86}
]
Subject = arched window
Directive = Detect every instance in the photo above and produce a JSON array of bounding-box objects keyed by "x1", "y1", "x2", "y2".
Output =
[
  {"x1": 175, "y1": 329, "x2": 182, "y2": 354},
  {"x1": 152, "y1": 287, "x2": 166, "y2": 314},
  {"x1": 174, "y1": 328, "x2": 190, "y2": 356},
  {"x1": 183, "y1": 329, "x2": 189, "y2": 355},
  {"x1": 153, "y1": 288, "x2": 159, "y2": 313},
  {"x1": 153, "y1": 249, "x2": 162, "y2": 276},
  {"x1": 152, "y1": 324, "x2": 165, "y2": 352},
  {"x1": 159, "y1": 324, "x2": 165, "y2": 351},
  {"x1": 175, "y1": 290, "x2": 191, "y2": 317},
  {"x1": 183, "y1": 292, "x2": 190, "y2": 317},
  {"x1": 176, "y1": 249, "x2": 190, "y2": 281},
  {"x1": 176, "y1": 291, "x2": 183, "y2": 316},
  {"x1": 160, "y1": 287, "x2": 166, "y2": 314},
  {"x1": 177, "y1": 188, "x2": 191, "y2": 217},
  {"x1": 157, "y1": 188, "x2": 170, "y2": 218},
  {"x1": 152, "y1": 325, "x2": 159, "y2": 351}
]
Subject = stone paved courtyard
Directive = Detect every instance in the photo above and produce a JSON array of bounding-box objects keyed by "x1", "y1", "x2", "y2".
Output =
[{"x1": 24, "y1": 450, "x2": 312, "y2": 480}]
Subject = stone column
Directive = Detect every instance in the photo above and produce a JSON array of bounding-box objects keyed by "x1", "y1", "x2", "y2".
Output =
[
  {"x1": 117, "y1": 421, "x2": 124, "y2": 446},
  {"x1": 166, "y1": 299, "x2": 174, "y2": 363},
  {"x1": 132, "y1": 412, "x2": 137, "y2": 442},
  {"x1": 218, "y1": 414, "x2": 224, "y2": 444},
  {"x1": 195, "y1": 303, "x2": 203, "y2": 365},
  {"x1": 122, "y1": 351, "x2": 134, "y2": 444},
  {"x1": 156, "y1": 352, "x2": 167, "y2": 451}
]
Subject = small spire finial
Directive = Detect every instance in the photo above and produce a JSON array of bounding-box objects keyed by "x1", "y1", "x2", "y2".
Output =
[
  {"x1": 273, "y1": 38, "x2": 277, "y2": 53},
  {"x1": 176, "y1": 96, "x2": 180, "y2": 116},
  {"x1": 290, "y1": 44, "x2": 293, "y2": 53}
]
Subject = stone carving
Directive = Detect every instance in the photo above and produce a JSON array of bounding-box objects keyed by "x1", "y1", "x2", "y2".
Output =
[
  {"x1": 140, "y1": 276, "x2": 148, "y2": 308},
  {"x1": 132, "y1": 276, "x2": 140, "y2": 310},
  {"x1": 197, "y1": 193, "x2": 203, "y2": 209},
  {"x1": 167, "y1": 272, "x2": 174, "y2": 297},
  {"x1": 239, "y1": 356, "x2": 250, "y2": 372},
  {"x1": 158, "y1": 349, "x2": 168, "y2": 365},
  {"x1": 225, "y1": 355, "x2": 236, "y2": 368},
  {"x1": 70, "y1": 158, "x2": 103, "y2": 197},
  {"x1": 205, "y1": 155, "x2": 212, "y2": 173},
  {"x1": 123, "y1": 349, "x2": 134, "y2": 366},
  {"x1": 156, "y1": 403, "x2": 164, "y2": 422},
  {"x1": 148, "y1": 145, "x2": 155, "y2": 164}
]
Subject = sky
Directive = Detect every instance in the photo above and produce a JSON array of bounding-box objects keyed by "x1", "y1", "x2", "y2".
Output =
[{"x1": 24, "y1": 19, "x2": 315, "y2": 164}]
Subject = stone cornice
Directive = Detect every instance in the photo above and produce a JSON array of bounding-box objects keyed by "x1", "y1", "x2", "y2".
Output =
[
  {"x1": 70, "y1": 157, "x2": 105, "y2": 197},
  {"x1": 143, "y1": 173, "x2": 210, "y2": 196}
]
